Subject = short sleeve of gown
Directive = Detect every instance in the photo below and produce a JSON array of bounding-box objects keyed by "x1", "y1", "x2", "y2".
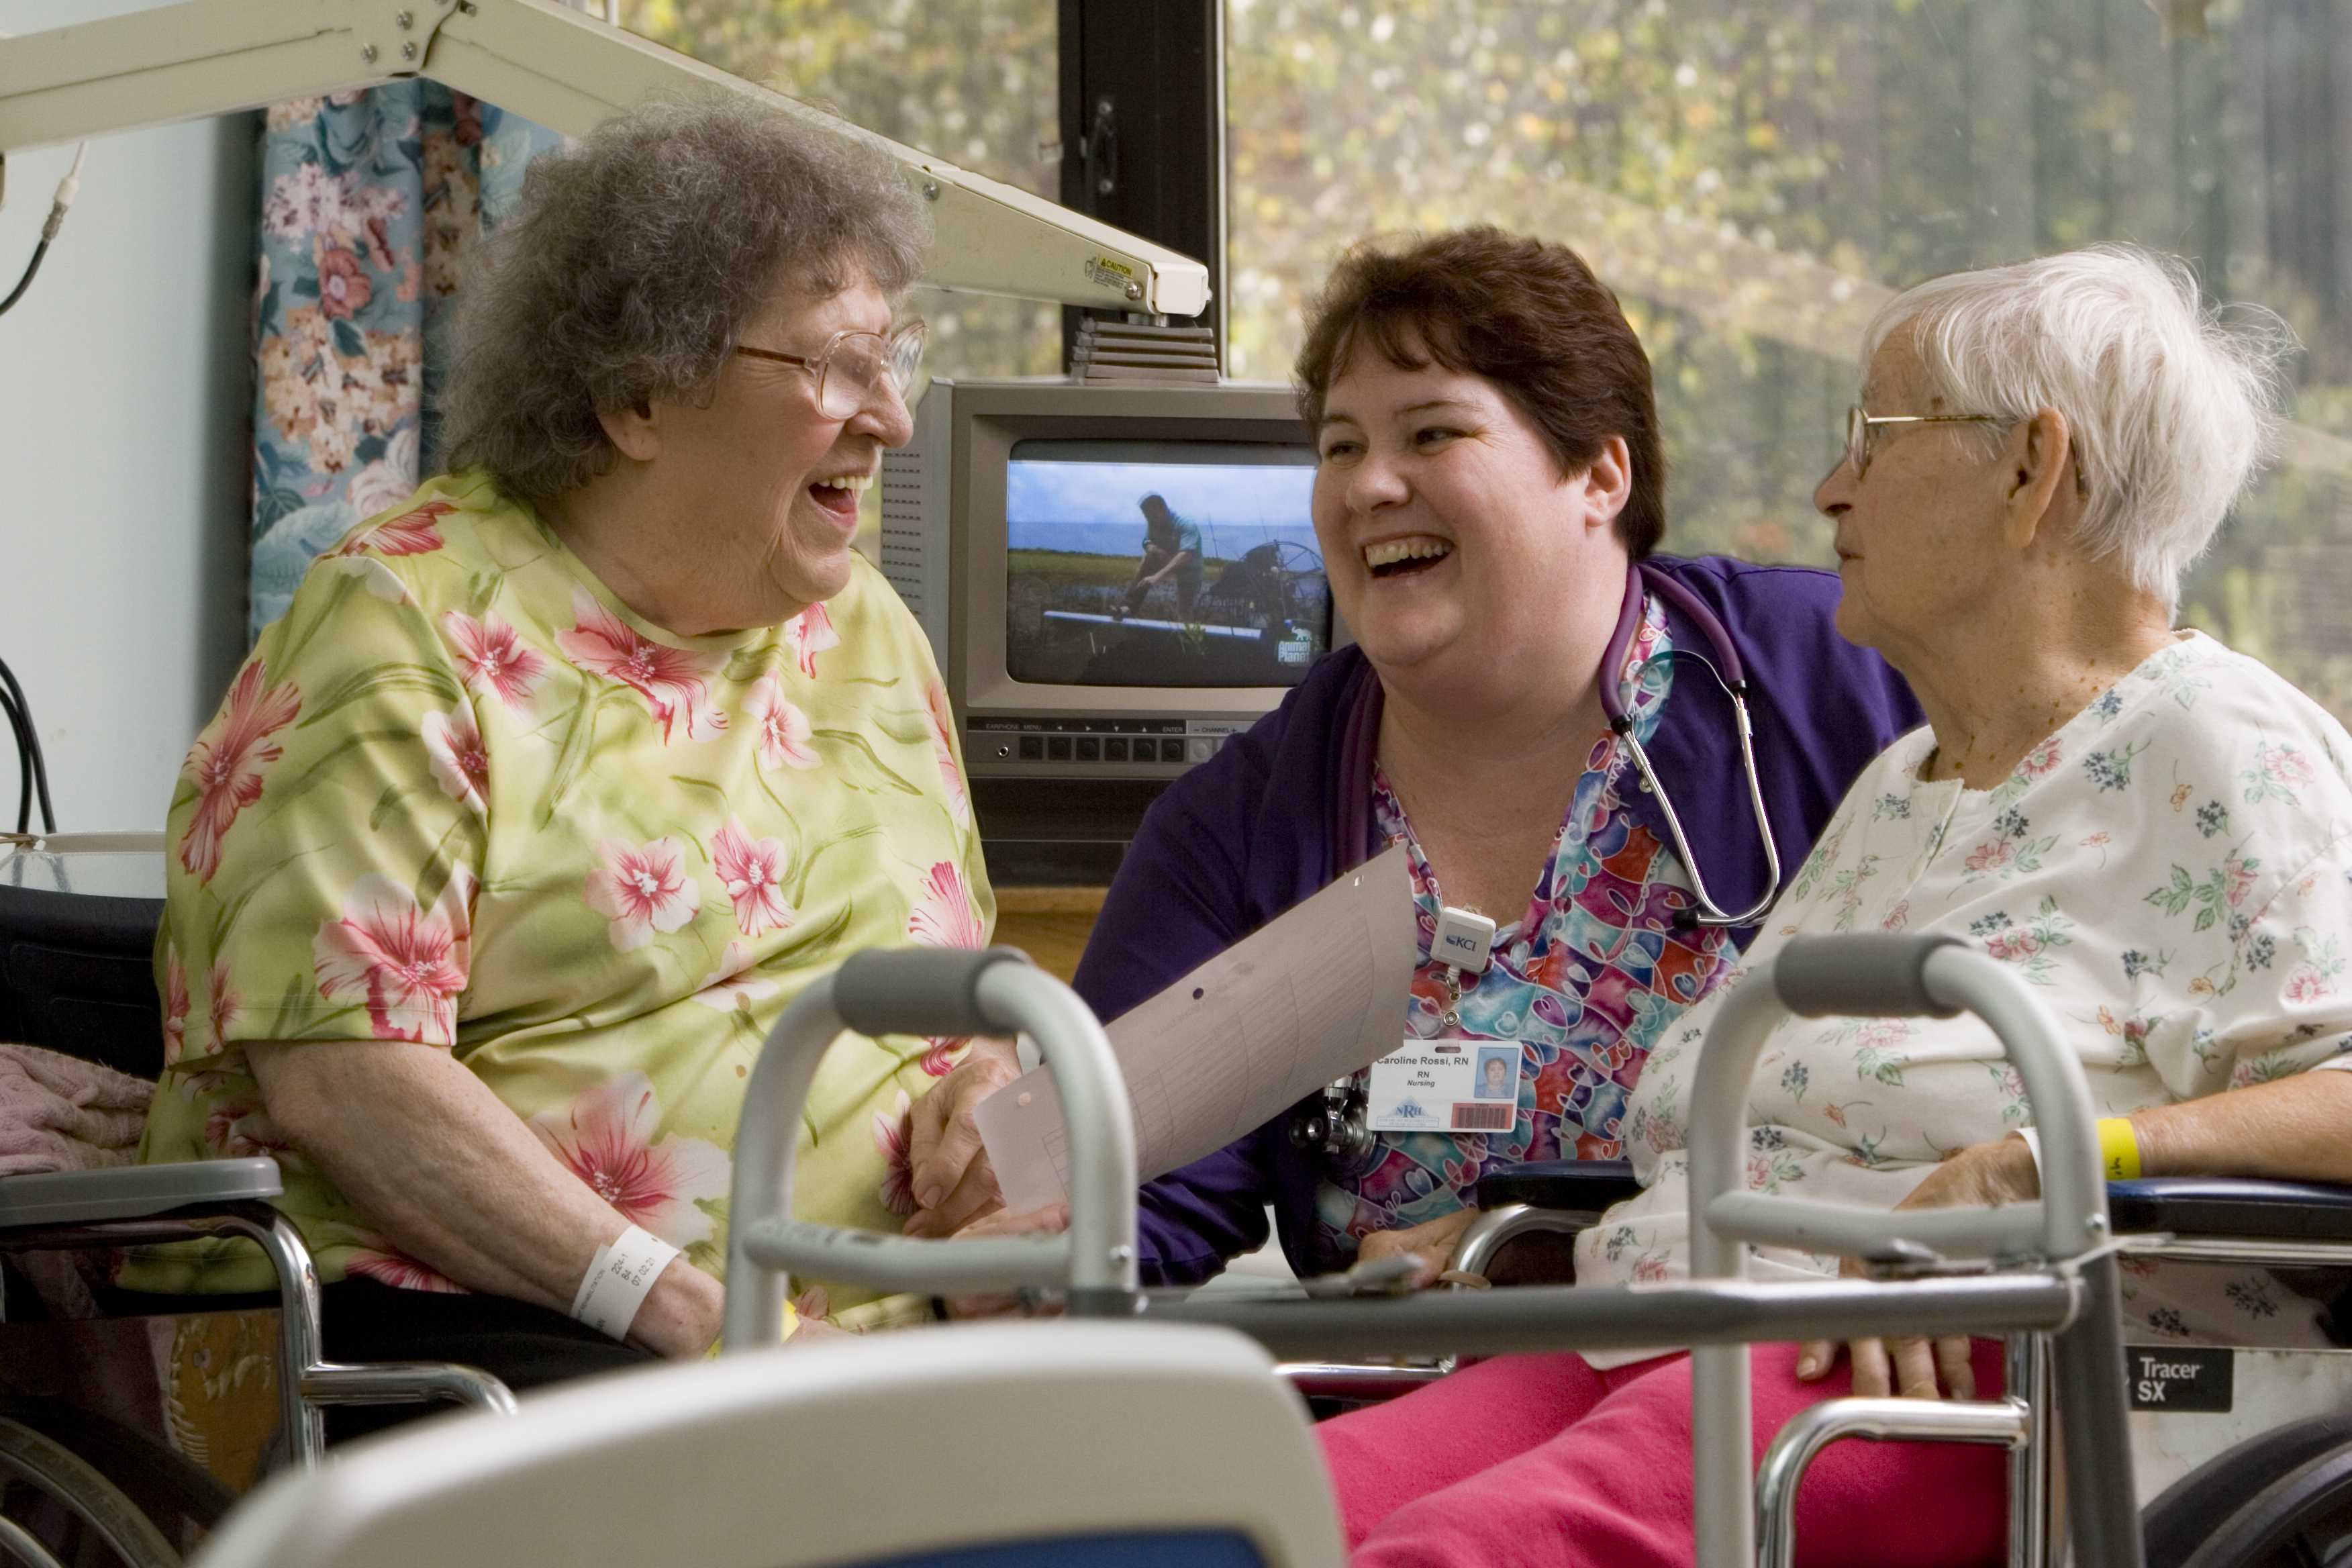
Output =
[{"x1": 157, "y1": 553, "x2": 484, "y2": 1063}]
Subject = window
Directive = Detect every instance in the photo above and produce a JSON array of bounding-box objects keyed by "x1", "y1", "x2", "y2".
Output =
[
  {"x1": 1228, "y1": 0, "x2": 2352, "y2": 721},
  {"x1": 620, "y1": 0, "x2": 1061, "y2": 383},
  {"x1": 620, "y1": 0, "x2": 1061, "y2": 555}
]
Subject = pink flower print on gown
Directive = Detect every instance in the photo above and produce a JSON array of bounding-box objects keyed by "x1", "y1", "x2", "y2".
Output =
[
  {"x1": 322, "y1": 1224, "x2": 469, "y2": 1294},
  {"x1": 312, "y1": 870, "x2": 474, "y2": 1044},
  {"x1": 925, "y1": 679, "x2": 971, "y2": 828},
  {"x1": 162, "y1": 946, "x2": 190, "y2": 1067},
  {"x1": 583, "y1": 837, "x2": 701, "y2": 952},
  {"x1": 712, "y1": 816, "x2": 793, "y2": 936},
  {"x1": 530, "y1": 1072, "x2": 732, "y2": 1248},
  {"x1": 335, "y1": 499, "x2": 452, "y2": 558},
  {"x1": 873, "y1": 1089, "x2": 916, "y2": 1215},
  {"x1": 785, "y1": 603, "x2": 841, "y2": 681},
  {"x1": 421, "y1": 702, "x2": 489, "y2": 814},
  {"x1": 745, "y1": 675, "x2": 821, "y2": 771},
  {"x1": 440, "y1": 609, "x2": 550, "y2": 714},
  {"x1": 555, "y1": 588, "x2": 727, "y2": 744},
  {"x1": 179, "y1": 659, "x2": 302, "y2": 882},
  {"x1": 203, "y1": 957, "x2": 242, "y2": 1055},
  {"x1": 692, "y1": 942, "x2": 780, "y2": 1013},
  {"x1": 906, "y1": 861, "x2": 983, "y2": 949}
]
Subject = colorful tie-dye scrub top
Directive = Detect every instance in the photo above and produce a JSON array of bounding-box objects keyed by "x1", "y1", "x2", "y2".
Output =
[
  {"x1": 1312, "y1": 591, "x2": 1743, "y2": 1258},
  {"x1": 127, "y1": 472, "x2": 992, "y2": 1321}
]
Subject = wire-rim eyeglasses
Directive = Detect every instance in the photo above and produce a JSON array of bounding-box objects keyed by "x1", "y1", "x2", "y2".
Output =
[
  {"x1": 734, "y1": 322, "x2": 929, "y2": 421},
  {"x1": 1842, "y1": 405, "x2": 2003, "y2": 480}
]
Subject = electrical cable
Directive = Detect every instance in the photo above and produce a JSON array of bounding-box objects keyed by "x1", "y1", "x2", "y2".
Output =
[
  {"x1": 0, "y1": 684, "x2": 31, "y2": 835},
  {"x1": 0, "y1": 657, "x2": 56, "y2": 837},
  {"x1": 0, "y1": 142, "x2": 86, "y2": 320}
]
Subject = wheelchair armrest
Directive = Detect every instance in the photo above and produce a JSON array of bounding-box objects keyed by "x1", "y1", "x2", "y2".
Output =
[
  {"x1": 2108, "y1": 1177, "x2": 2352, "y2": 1242},
  {"x1": 0, "y1": 1158, "x2": 283, "y2": 1228},
  {"x1": 1474, "y1": 1158, "x2": 1645, "y2": 1215}
]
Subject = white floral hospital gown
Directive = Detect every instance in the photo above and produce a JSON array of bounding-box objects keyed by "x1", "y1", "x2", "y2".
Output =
[{"x1": 1578, "y1": 632, "x2": 2352, "y2": 1358}]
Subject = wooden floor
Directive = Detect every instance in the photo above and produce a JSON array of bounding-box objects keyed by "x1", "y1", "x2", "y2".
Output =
[{"x1": 990, "y1": 886, "x2": 1106, "y2": 983}]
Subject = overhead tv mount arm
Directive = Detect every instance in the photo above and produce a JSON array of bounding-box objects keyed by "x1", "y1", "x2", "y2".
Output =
[{"x1": 0, "y1": 0, "x2": 1212, "y2": 317}]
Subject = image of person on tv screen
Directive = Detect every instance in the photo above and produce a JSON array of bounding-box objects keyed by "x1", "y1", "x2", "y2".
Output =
[{"x1": 1118, "y1": 493, "x2": 1205, "y2": 620}]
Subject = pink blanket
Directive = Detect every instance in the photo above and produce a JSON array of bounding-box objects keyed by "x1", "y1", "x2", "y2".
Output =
[{"x1": 0, "y1": 1042, "x2": 152, "y2": 1175}]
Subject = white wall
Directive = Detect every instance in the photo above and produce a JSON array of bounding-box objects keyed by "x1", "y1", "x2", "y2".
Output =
[{"x1": 0, "y1": 0, "x2": 255, "y2": 833}]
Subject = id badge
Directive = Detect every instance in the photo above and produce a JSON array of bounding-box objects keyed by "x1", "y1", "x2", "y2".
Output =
[{"x1": 1367, "y1": 1040, "x2": 1522, "y2": 1134}]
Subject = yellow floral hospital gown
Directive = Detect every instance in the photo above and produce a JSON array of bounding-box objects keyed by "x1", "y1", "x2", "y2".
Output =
[{"x1": 127, "y1": 471, "x2": 993, "y2": 1320}]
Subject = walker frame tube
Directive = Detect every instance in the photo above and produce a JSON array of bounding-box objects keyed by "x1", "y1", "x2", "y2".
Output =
[
  {"x1": 723, "y1": 948, "x2": 1138, "y2": 1352},
  {"x1": 1753, "y1": 1393, "x2": 2029, "y2": 1568},
  {"x1": 1683, "y1": 936, "x2": 2136, "y2": 1568}
]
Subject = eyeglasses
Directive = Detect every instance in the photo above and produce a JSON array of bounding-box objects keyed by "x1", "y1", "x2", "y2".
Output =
[
  {"x1": 1842, "y1": 405, "x2": 2002, "y2": 479},
  {"x1": 734, "y1": 321, "x2": 928, "y2": 421}
]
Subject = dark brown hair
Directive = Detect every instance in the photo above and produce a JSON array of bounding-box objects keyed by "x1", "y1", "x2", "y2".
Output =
[{"x1": 1294, "y1": 228, "x2": 1666, "y2": 558}]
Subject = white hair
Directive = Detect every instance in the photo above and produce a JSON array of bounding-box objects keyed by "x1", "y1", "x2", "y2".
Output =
[{"x1": 1859, "y1": 245, "x2": 2294, "y2": 609}]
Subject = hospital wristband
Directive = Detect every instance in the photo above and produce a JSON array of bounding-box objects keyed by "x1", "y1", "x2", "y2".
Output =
[
  {"x1": 2097, "y1": 1116, "x2": 2143, "y2": 1182},
  {"x1": 570, "y1": 1225, "x2": 681, "y2": 1341}
]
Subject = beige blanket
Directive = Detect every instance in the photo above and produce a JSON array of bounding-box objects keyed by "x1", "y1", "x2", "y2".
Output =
[{"x1": 0, "y1": 1042, "x2": 152, "y2": 1175}]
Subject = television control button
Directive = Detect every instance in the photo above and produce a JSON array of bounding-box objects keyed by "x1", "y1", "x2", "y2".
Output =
[
  {"x1": 1075, "y1": 736, "x2": 1101, "y2": 761},
  {"x1": 1046, "y1": 736, "x2": 1073, "y2": 761},
  {"x1": 1105, "y1": 738, "x2": 1128, "y2": 761},
  {"x1": 1188, "y1": 736, "x2": 1219, "y2": 763},
  {"x1": 1018, "y1": 736, "x2": 1044, "y2": 761},
  {"x1": 1151, "y1": 738, "x2": 1178, "y2": 762}
]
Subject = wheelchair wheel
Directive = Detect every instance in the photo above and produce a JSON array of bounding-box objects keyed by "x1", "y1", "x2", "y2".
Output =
[
  {"x1": 2145, "y1": 1414, "x2": 2352, "y2": 1568},
  {"x1": 0, "y1": 1416, "x2": 182, "y2": 1568},
  {"x1": 2178, "y1": 1442, "x2": 2352, "y2": 1568}
]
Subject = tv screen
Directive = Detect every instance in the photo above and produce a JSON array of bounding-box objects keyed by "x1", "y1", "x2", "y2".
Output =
[{"x1": 1003, "y1": 439, "x2": 1326, "y2": 688}]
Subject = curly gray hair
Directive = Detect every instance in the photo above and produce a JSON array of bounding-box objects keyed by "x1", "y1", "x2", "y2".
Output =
[{"x1": 440, "y1": 93, "x2": 931, "y2": 501}]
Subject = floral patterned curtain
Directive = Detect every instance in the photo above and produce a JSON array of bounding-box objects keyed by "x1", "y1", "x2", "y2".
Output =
[{"x1": 247, "y1": 85, "x2": 564, "y2": 637}]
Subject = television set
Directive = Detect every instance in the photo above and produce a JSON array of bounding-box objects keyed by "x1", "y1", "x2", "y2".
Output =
[{"x1": 880, "y1": 379, "x2": 1345, "y2": 799}]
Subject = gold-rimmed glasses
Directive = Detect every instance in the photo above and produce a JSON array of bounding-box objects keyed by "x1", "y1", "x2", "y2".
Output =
[
  {"x1": 734, "y1": 322, "x2": 929, "y2": 420},
  {"x1": 1843, "y1": 404, "x2": 2003, "y2": 480}
]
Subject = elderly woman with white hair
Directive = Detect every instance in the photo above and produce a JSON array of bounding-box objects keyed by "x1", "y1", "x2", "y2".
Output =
[
  {"x1": 1318, "y1": 246, "x2": 2352, "y2": 1568},
  {"x1": 118, "y1": 95, "x2": 1009, "y2": 1436}
]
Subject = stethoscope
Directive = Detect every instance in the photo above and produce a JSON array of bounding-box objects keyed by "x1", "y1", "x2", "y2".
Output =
[
  {"x1": 1289, "y1": 562, "x2": 1782, "y2": 1169},
  {"x1": 1604, "y1": 560, "x2": 1781, "y2": 931}
]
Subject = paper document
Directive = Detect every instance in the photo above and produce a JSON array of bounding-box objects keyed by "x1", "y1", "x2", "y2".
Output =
[{"x1": 976, "y1": 845, "x2": 1416, "y2": 1214}]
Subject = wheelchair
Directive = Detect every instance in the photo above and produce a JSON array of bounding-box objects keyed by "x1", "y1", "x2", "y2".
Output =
[
  {"x1": 189, "y1": 932, "x2": 2352, "y2": 1568},
  {"x1": 0, "y1": 834, "x2": 516, "y2": 1568}
]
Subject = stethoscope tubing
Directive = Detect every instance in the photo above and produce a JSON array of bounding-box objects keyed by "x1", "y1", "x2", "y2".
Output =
[{"x1": 1605, "y1": 562, "x2": 1781, "y2": 928}]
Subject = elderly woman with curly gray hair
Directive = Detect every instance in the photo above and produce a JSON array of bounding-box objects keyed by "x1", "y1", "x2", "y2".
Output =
[{"x1": 120, "y1": 94, "x2": 1009, "y2": 1432}]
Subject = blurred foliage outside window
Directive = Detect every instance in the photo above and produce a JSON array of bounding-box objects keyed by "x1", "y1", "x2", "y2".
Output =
[
  {"x1": 1228, "y1": 0, "x2": 2352, "y2": 722},
  {"x1": 616, "y1": 0, "x2": 1063, "y2": 551}
]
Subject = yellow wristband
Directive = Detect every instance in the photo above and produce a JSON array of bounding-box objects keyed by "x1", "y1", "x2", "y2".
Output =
[{"x1": 2096, "y1": 1116, "x2": 2142, "y2": 1181}]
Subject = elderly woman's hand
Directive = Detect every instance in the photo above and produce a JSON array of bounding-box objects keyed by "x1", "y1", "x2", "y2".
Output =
[
  {"x1": 1355, "y1": 1207, "x2": 1481, "y2": 1291},
  {"x1": 1796, "y1": 1136, "x2": 2041, "y2": 1398},
  {"x1": 901, "y1": 1036, "x2": 1022, "y2": 1239},
  {"x1": 938, "y1": 1202, "x2": 1071, "y2": 1320}
]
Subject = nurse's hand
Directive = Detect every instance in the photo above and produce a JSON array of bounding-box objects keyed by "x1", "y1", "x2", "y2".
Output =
[
  {"x1": 1355, "y1": 1207, "x2": 1480, "y2": 1291},
  {"x1": 902, "y1": 1036, "x2": 1023, "y2": 1238},
  {"x1": 1794, "y1": 1135, "x2": 2041, "y2": 1398},
  {"x1": 938, "y1": 1202, "x2": 1071, "y2": 1320}
]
